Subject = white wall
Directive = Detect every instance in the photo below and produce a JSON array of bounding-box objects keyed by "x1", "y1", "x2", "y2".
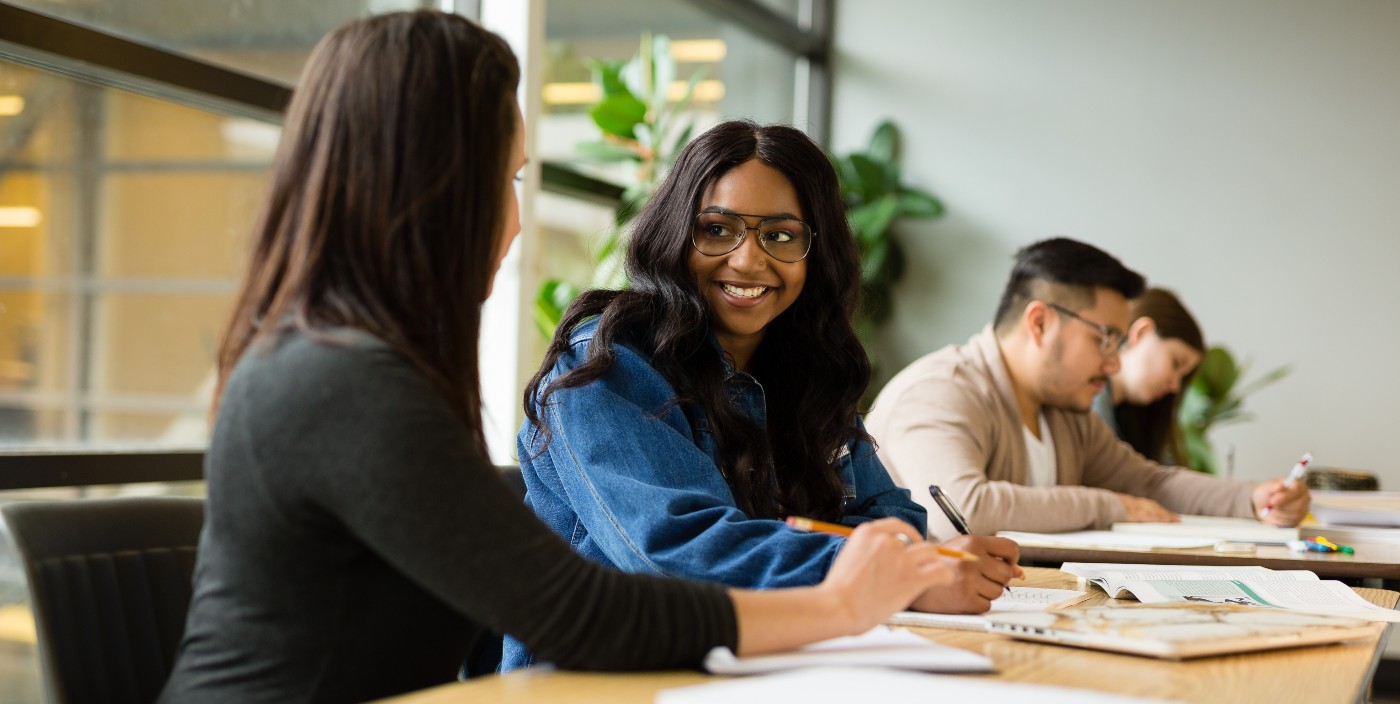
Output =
[{"x1": 833, "y1": 1, "x2": 1400, "y2": 485}]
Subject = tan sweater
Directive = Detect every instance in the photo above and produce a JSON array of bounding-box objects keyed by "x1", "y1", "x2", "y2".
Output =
[{"x1": 866, "y1": 325, "x2": 1256, "y2": 534}]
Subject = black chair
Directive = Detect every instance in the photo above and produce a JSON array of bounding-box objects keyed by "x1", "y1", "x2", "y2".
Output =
[
  {"x1": 495, "y1": 464, "x2": 526, "y2": 500},
  {"x1": 2, "y1": 497, "x2": 204, "y2": 704}
]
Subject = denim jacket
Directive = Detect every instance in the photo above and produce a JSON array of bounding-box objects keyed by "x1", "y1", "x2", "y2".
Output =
[{"x1": 502, "y1": 318, "x2": 925, "y2": 671}]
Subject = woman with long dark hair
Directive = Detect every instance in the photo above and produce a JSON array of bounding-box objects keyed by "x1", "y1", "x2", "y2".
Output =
[
  {"x1": 159, "y1": 12, "x2": 958, "y2": 702},
  {"x1": 509, "y1": 120, "x2": 1019, "y2": 670},
  {"x1": 1091, "y1": 288, "x2": 1206, "y2": 463}
]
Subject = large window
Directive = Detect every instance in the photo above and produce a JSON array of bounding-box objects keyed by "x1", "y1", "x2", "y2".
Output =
[
  {"x1": 0, "y1": 1, "x2": 433, "y2": 452},
  {"x1": 0, "y1": 60, "x2": 273, "y2": 448}
]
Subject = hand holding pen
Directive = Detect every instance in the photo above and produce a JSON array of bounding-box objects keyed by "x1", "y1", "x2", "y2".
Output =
[
  {"x1": 1255, "y1": 452, "x2": 1313, "y2": 526},
  {"x1": 928, "y1": 485, "x2": 1023, "y2": 594}
]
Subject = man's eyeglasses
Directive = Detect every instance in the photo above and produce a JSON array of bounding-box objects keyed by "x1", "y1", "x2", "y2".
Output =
[
  {"x1": 692, "y1": 210, "x2": 816, "y2": 263},
  {"x1": 1045, "y1": 302, "x2": 1127, "y2": 356}
]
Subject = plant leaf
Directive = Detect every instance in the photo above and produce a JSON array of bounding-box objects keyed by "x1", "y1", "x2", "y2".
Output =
[
  {"x1": 897, "y1": 188, "x2": 945, "y2": 218},
  {"x1": 575, "y1": 140, "x2": 641, "y2": 163},
  {"x1": 849, "y1": 195, "x2": 900, "y2": 244},
  {"x1": 1233, "y1": 364, "x2": 1291, "y2": 398},
  {"x1": 590, "y1": 93, "x2": 647, "y2": 140},
  {"x1": 848, "y1": 154, "x2": 891, "y2": 201},
  {"x1": 588, "y1": 59, "x2": 630, "y2": 97},
  {"x1": 533, "y1": 279, "x2": 580, "y2": 338},
  {"x1": 649, "y1": 34, "x2": 676, "y2": 116},
  {"x1": 868, "y1": 121, "x2": 897, "y2": 164}
]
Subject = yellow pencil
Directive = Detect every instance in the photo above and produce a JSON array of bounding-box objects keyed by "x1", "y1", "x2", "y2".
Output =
[{"x1": 785, "y1": 516, "x2": 979, "y2": 561}]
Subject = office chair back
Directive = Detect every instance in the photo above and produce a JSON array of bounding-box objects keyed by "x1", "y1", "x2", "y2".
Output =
[{"x1": 2, "y1": 496, "x2": 204, "y2": 704}]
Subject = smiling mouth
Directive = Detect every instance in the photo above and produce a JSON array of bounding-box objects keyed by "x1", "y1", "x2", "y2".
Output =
[{"x1": 721, "y1": 283, "x2": 771, "y2": 299}]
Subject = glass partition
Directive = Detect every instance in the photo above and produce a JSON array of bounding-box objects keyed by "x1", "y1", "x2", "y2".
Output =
[{"x1": 0, "y1": 60, "x2": 276, "y2": 448}]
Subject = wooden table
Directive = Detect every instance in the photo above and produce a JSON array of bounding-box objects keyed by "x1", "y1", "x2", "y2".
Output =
[
  {"x1": 383, "y1": 567, "x2": 1399, "y2": 704},
  {"x1": 1017, "y1": 541, "x2": 1400, "y2": 581}
]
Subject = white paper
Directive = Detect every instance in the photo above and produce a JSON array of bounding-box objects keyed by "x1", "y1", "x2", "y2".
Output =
[
  {"x1": 701, "y1": 626, "x2": 992, "y2": 675},
  {"x1": 657, "y1": 667, "x2": 1180, "y2": 704},
  {"x1": 1112, "y1": 514, "x2": 1300, "y2": 544},
  {"x1": 999, "y1": 530, "x2": 1216, "y2": 549},
  {"x1": 887, "y1": 586, "x2": 1088, "y2": 631}
]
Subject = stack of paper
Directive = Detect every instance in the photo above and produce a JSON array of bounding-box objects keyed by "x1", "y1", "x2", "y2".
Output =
[
  {"x1": 1311, "y1": 491, "x2": 1400, "y2": 527},
  {"x1": 702, "y1": 626, "x2": 992, "y2": 675},
  {"x1": 998, "y1": 530, "x2": 1216, "y2": 550},
  {"x1": 1111, "y1": 515, "x2": 1301, "y2": 544},
  {"x1": 658, "y1": 667, "x2": 1179, "y2": 703}
]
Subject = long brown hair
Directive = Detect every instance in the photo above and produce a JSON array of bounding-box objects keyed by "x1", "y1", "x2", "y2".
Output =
[
  {"x1": 213, "y1": 11, "x2": 520, "y2": 459},
  {"x1": 1114, "y1": 288, "x2": 1205, "y2": 463}
]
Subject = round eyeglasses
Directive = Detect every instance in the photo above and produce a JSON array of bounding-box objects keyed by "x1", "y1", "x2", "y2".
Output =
[
  {"x1": 1046, "y1": 302, "x2": 1128, "y2": 356},
  {"x1": 691, "y1": 210, "x2": 815, "y2": 263}
]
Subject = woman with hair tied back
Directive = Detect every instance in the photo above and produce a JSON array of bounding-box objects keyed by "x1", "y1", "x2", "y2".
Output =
[
  {"x1": 158, "y1": 11, "x2": 957, "y2": 703},
  {"x1": 1091, "y1": 288, "x2": 1206, "y2": 464},
  {"x1": 507, "y1": 119, "x2": 1020, "y2": 671}
]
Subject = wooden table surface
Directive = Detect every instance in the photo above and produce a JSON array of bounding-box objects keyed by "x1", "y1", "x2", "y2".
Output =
[
  {"x1": 1017, "y1": 540, "x2": 1400, "y2": 580},
  {"x1": 382, "y1": 567, "x2": 1399, "y2": 704}
]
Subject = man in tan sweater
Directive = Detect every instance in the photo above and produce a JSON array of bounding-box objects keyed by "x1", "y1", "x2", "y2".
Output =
[{"x1": 867, "y1": 238, "x2": 1310, "y2": 535}]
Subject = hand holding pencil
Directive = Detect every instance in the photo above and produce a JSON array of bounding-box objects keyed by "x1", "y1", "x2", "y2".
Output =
[{"x1": 787, "y1": 515, "x2": 1020, "y2": 615}]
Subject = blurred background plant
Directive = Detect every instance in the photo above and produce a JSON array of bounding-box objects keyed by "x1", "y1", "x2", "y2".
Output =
[
  {"x1": 1177, "y1": 346, "x2": 1291, "y2": 474},
  {"x1": 831, "y1": 121, "x2": 944, "y2": 347},
  {"x1": 533, "y1": 33, "x2": 703, "y2": 338}
]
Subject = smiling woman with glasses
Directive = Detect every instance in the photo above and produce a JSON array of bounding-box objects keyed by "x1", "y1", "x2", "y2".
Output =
[{"x1": 506, "y1": 119, "x2": 1021, "y2": 672}]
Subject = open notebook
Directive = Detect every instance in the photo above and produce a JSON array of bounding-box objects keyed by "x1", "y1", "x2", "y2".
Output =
[
  {"x1": 985, "y1": 602, "x2": 1377, "y2": 659},
  {"x1": 887, "y1": 586, "x2": 1089, "y2": 631}
]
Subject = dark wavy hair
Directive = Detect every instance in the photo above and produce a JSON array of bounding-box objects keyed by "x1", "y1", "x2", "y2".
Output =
[
  {"x1": 214, "y1": 11, "x2": 520, "y2": 460},
  {"x1": 524, "y1": 120, "x2": 869, "y2": 522},
  {"x1": 1113, "y1": 288, "x2": 1205, "y2": 463}
]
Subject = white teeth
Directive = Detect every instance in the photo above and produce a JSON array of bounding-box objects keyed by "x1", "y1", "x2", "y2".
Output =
[{"x1": 721, "y1": 283, "x2": 768, "y2": 298}]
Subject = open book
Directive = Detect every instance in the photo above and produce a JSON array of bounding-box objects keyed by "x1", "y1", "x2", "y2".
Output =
[
  {"x1": 1061, "y1": 563, "x2": 1400, "y2": 622},
  {"x1": 887, "y1": 586, "x2": 1089, "y2": 631},
  {"x1": 985, "y1": 602, "x2": 1377, "y2": 660}
]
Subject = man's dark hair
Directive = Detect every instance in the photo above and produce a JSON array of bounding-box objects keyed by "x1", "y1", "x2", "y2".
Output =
[{"x1": 992, "y1": 237, "x2": 1146, "y2": 332}]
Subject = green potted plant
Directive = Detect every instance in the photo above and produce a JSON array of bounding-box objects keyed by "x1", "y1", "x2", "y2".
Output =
[
  {"x1": 830, "y1": 121, "x2": 944, "y2": 346},
  {"x1": 1177, "y1": 346, "x2": 1290, "y2": 474},
  {"x1": 533, "y1": 33, "x2": 703, "y2": 338}
]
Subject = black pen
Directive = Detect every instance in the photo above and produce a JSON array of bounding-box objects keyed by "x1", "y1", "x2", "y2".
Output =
[{"x1": 929, "y1": 485, "x2": 1012, "y2": 595}]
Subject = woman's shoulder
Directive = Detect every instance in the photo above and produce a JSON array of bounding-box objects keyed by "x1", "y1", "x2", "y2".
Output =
[{"x1": 225, "y1": 326, "x2": 432, "y2": 417}]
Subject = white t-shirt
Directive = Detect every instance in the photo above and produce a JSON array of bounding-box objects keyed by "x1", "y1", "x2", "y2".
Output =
[{"x1": 1023, "y1": 413, "x2": 1057, "y2": 488}]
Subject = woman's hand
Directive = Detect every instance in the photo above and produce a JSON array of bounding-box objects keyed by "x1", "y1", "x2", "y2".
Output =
[
  {"x1": 1254, "y1": 478, "x2": 1311, "y2": 526},
  {"x1": 816, "y1": 518, "x2": 954, "y2": 633},
  {"x1": 906, "y1": 535, "x2": 1022, "y2": 614}
]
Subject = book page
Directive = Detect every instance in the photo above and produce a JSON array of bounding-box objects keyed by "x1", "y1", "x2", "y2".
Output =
[
  {"x1": 1118, "y1": 579, "x2": 1400, "y2": 622},
  {"x1": 1060, "y1": 563, "x2": 1316, "y2": 597}
]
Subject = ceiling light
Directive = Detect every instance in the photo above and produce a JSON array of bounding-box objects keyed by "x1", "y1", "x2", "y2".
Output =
[
  {"x1": 0, "y1": 96, "x2": 25, "y2": 117},
  {"x1": 0, "y1": 207, "x2": 42, "y2": 228}
]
